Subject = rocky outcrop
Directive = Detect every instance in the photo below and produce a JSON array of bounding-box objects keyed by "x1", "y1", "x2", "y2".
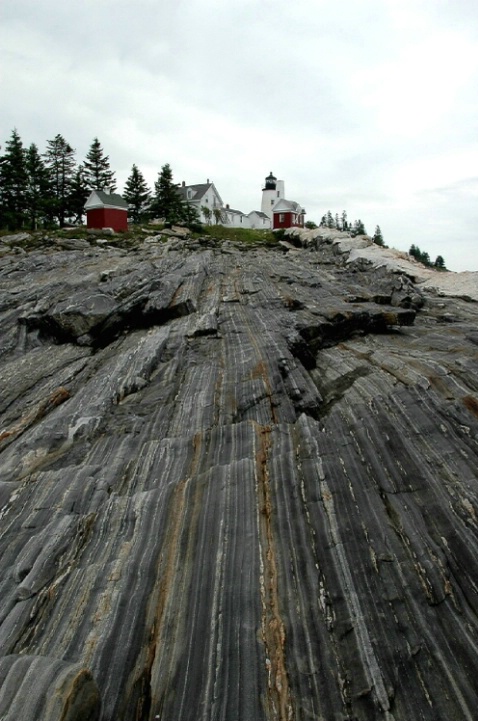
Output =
[
  {"x1": 0, "y1": 233, "x2": 478, "y2": 721},
  {"x1": 0, "y1": 655, "x2": 100, "y2": 721}
]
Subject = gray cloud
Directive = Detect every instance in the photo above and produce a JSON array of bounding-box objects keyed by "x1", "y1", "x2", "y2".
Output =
[{"x1": 1, "y1": 0, "x2": 477, "y2": 271}]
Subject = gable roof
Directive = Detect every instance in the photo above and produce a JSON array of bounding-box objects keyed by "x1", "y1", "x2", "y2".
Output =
[
  {"x1": 179, "y1": 183, "x2": 209, "y2": 200},
  {"x1": 177, "y1": 182, "x2": 223, "y2": 206},
  {"x1": 247, "y1": 210, "x2": 270, "y2": 219},
  {"x1": 272, "y1": 199, "x2": 305, "y2": 214},
  {"x1": 85, "y1": 190, "x2": 128, "y2": 210}
]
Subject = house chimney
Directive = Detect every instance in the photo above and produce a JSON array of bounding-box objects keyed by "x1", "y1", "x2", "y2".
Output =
[
  {"x1": 182, "y1": 181, "x2": 185, "y2": 187},
  {"x1": 226, "y1": 204, "x2": 230, "y2": 209},
  {"x1": 207, "y1": 178, "x2": 209, "y2": 184}
]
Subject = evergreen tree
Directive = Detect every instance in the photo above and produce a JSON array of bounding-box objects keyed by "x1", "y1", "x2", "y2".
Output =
[
  {"x1": 351, "y1": 219, "x2": 366, "y2": 236},
  {"x1": 0, "y1": 129, "x2": 28, "y2": 229},
  {"x1": 326, "y1": 210, "x2": 335, "y2": 228},
  {"x1": 183, "y1": 202, "x2": 201, "y2": 227},
  {"x1": 150, "y1": 164, "x2": 185, "y2": 225},
  {"x1": 341, "y1": 210, "x2": 348, "y2": 231},
  {"x1": 24, "y1": 143, "x2": 51, "y2": 230},
  {"x1": 84, "y1": 137, "x2": 116, "y2": 191},
  {"x1": 69, "y1": 165, "x2": 90, "y2": 224},
  {"x1": 409, "y1": 245, "x2": 440, "y2": 268},
  {"x1": 44, "y1": 134, "x2": 76, "y2": 227},
  {"x1": 123, "y1": 164, "x2": 151, "y2": 224},
  {"x1": 335, "y1": 212, "x2": 340, "y2": 230},
  {"x1": 372, "y1": 225, "x2": 384, "y2": 246}
]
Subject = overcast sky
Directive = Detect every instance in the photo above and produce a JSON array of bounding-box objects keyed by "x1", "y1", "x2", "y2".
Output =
[{"x1": 2, "y1": 0, "x2": 477, "y2": 271}]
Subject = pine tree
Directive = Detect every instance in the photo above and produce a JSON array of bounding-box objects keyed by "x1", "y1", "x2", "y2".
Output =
[
  {"x1": 123, "y1": 164, "x2": 151, "y2": 224},
  {"x1": 326, "y1": 210, "x2": 335, "y2": 228},
  {"x1": 150, "y1": 164, "x2": 185, "y2": 226},
  {"x1": 84, "y1": 137, "x2": 116, "y2": 191},
  {"x1": 0, "y1": 129, "x2": 28, "y2": 229},
  {"x1": 435, "y1": 255, "x2": 446, "y2": 270},
  {"x1": 24, "y1": 143, "x2": 50, "y2": 230},
  {"x1": 351, "y1": 219, "x2": 366, "y2": 236},
  {"x1": 341, "y1": 210, "x2": 348, "y2": 231},
  {"x1": 372, "y1": 225, "x2": 384, "y2": 246},
  {"x1": 183, "y1": 202, "x2": 201, "y2": 227},
  {"x1": 69, "y1": 165, "x2": 90, "y2": 225},
  {"x1": 44, "y1": 134, "x2": 76, "y2": 227}
]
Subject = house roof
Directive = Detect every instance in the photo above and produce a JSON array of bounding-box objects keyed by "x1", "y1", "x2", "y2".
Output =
[
  {"x1": 177, "y1": 182, "x2": 223, "y2": 206},
  {"x1": 181, "y1": 183, "x2": 210, "y2": 200},
  {"x1": 247, "y1": 210, "x2": 270, "y2": 219},
  {"x1": 85, "y1": 190, "x2": 128, "y2": 210},
  {"x1": 272, "y1": 199, "x2": 305, "y2": 214},
  {"x1": 225, "y1": 207, "x2": 245, "y2": 216}
]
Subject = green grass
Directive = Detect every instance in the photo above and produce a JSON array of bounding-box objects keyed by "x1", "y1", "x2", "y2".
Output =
[{"x1": 0, "y1": 222, "x2": 280, "y2": 252}]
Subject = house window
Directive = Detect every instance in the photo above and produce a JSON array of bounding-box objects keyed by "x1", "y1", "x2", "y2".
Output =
[
  {"x1": 271, "y1": 199, "x2": 274, "y2": 205},
  {"x1": 277, "y1": 191, "x2": 280, "y2": 197},
  {"x1": 279, "y1": 213, "x2": 285, "y2": 222}
]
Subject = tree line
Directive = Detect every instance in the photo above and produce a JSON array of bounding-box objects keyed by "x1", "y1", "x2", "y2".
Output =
[
  {"x1": 409, "y1": 245, "x2": 446, "y2": 270},
  {"x1": 310, "y1": 210, "x2": 385, "y2": 246},
  {"x1": 0, "y1": 129, "x2": 196, "y2": 230},
  {"x1": 310, "y1": 211, "x2": 448, "y2": 268}
]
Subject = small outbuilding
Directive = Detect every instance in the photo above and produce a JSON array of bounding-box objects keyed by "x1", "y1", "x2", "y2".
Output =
[
  {"x1": 272, "y1": 199, "x2": 306, "y2": 230},
  {"x1": 85, "y1": 190, "x2": 128, "y2": 232}
]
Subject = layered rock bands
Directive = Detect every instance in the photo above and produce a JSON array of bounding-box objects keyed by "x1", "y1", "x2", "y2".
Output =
[{"x1": 0, "y1": 233, "x2": 477, "y2": 721}]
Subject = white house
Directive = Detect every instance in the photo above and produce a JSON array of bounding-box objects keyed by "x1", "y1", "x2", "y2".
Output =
[
  {"x1": 223, "y1": 205, "x2": 247, "y2": 227},
  {"x1": 178, "y1": 181, "x2": 223, "y2": 223},
  {"x1": 222, "y1": 207, "x2": 271, "y2": 229},
  {"x1": 246, "y1": 210, "x2": 271, "y2": 229}
]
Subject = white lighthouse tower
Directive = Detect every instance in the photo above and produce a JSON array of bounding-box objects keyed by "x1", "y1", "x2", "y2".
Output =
[{"x1": 261, "y1": 172, "x2": 285, "y2": 219}]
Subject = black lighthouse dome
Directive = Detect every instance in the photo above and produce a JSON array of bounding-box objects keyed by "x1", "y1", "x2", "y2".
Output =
[{"x1": 263, "y1": 172, "x2": 277, "y2": 191}]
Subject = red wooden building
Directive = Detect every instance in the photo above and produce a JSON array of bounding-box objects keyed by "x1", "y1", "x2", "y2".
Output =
[
  {"x1": 85, "y1": 190, "x2": 129, "y2": 232},
  {"x1": 272, "y1": 199, "x2": 306, "y2": 230}
]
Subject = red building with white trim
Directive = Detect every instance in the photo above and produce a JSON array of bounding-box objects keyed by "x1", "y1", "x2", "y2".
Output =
[
  {"x1": 85, "y1": 190, "x2": 128, "y2": 232},
  {"x1": 272, "y1": 198, "x2": 306, "y2": 230}
]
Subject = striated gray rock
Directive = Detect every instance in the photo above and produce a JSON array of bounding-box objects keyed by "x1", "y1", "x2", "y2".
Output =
[
  {"x1": 0, "y1": 234, "x2": 478, "y2": 721},
  {"x1": 0, "y1": 654, "x2": 100, "y2": 721}
]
